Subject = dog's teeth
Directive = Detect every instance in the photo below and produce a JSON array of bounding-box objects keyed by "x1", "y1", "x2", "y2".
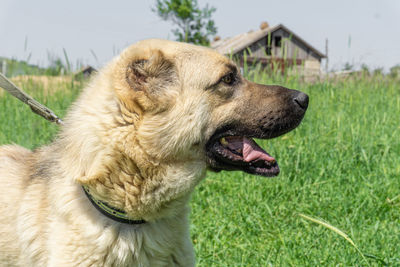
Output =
[{"x1": 220, "y1": 137, "x2": 228, "y2": 146}]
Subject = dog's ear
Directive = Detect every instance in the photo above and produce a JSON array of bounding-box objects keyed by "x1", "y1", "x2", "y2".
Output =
[
  {"x1": 125, "y1": 50, "x2": 176, "y2": 95},
  {"x1": 117, "y1": 50, "x2": 177, "y2": 114}
]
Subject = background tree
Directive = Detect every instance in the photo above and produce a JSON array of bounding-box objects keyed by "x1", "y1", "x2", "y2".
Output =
[{"x1": 153, "y1": 0, "x2": 217, "y2": 46}]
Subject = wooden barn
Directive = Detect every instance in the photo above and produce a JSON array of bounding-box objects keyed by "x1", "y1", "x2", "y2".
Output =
[{"x1": 211, "y1": 22, "x2": 326, "y2": 74}]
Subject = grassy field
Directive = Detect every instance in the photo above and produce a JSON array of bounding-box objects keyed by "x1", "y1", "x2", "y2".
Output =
[{"x1": 1, "y1": 73, "x2": 399, "y2": 266}]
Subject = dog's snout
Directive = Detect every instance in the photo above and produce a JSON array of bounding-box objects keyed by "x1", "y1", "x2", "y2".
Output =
[{"x1": 293, "y1": 92, "x2": 309, "y2": 110}]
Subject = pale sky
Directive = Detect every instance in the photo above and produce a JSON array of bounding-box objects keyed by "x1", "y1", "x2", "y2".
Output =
[{"x1": 1, "y1": 0, "x2": 399, "y2": 71}]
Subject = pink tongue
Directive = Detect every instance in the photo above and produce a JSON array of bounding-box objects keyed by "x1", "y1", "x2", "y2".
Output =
[{"x1": 242, "y1": 137, "x2": 275, "y2": 163}]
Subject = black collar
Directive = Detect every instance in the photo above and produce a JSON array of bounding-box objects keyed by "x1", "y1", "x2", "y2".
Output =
[{"x1": 82, "y1": 186, "x2": 146, "y2": 225}]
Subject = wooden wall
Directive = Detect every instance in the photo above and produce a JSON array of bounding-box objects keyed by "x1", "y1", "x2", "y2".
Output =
[{"x1": 237, "y1": 28, "x2": 321, "y2": 62}]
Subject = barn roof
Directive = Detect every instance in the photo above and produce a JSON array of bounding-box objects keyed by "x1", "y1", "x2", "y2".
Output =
[{"x1": 211, "y1": 24, "x2": 326, "y2": 59}]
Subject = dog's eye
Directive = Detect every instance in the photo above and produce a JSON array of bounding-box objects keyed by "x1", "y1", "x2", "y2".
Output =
[{"x1": 221, "y1": 73, "x2": 235, "y2": 85}]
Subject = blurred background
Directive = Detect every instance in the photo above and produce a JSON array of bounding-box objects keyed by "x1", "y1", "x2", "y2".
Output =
[
  {"x1": 1, "y1": 0, "x2": 399, "y2": 74},
  {"x1": 0, "y1": 1, "x2": 399, "y2": 266}
]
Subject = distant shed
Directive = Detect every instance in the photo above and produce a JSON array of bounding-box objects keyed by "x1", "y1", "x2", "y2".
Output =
[
  {"x1": 74, "y1": 65, "x2": 97, "y2": 78},
  {"x1": 211, "y1": 23, "x2": 326, "y2": 74}
]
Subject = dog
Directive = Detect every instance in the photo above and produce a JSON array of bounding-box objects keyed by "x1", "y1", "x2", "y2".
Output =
[{"x1": 0, "y1": 39, "x2": 308, "y2": 266}]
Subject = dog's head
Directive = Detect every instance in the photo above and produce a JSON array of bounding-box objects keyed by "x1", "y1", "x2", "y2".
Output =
[{"x1": 109, "y1": 39, "x2": 308, "y2": 178}]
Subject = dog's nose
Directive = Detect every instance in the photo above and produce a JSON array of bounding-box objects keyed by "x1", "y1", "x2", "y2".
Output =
[{"x1": 293, "y1": 92, "x2": 309, "y2": 110}]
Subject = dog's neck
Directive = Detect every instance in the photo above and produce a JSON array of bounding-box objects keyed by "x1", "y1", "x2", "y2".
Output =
[
  {"x1": 58, "y1": 119, "x2": 204, "y2": 221},
  {"x1": 74, "y1": 144, "x2": 169, "y2": 221},
  {"x1": 56, "y1": 76, "x2": 206, "y2": 221},
  {"x1": 77, "y1": 147, "x2": 206, "y2": 221}
]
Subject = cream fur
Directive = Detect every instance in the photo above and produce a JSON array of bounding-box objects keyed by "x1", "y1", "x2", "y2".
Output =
[
  {"x1": 0, "y1": 39, "x2": 301, "y2": 266},
  {"x1": 0, "y1": 39, "x2": 239, "y2": 266}
]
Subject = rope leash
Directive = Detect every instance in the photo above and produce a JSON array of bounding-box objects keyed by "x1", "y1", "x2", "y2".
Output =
[{"x1": 0, "y1": 73, "x2": 63, "y2": 125}]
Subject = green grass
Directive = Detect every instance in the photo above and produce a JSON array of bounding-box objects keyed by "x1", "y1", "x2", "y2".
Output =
[
  {"x1": 191, "y1": 73, "x2": 400, "y2": 266},
  {"x1": 1, "y1": 73, "x2": 399, "y2": 266},
  {"x1": 0, "y1": 77, "x2": 82, "y2": 147}
]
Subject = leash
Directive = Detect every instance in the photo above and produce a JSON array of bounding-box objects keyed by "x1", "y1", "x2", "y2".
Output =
[{"x1": 0, "y1": 73, "x2": 63, "y2": 125}]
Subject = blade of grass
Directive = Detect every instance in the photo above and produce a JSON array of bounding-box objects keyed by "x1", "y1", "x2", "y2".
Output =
[
  {"x1": 90, "y1": 49, "x2": 99, "y2": 66},
  {"x1": 62, "y1": 48, "x2": 71, "y2": 73},
  {"x1": 299, "y1": 213, "x2": 370, "y2": 266}
]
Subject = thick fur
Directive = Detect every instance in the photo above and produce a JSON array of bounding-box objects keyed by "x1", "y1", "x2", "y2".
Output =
[{"x1": 0, "y1": 39, "x2": 305, "y2": 266}]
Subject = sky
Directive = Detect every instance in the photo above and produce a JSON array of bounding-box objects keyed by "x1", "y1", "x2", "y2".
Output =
[{"x1": 0, "y1": 0, "x2": 399, "y2": 72}]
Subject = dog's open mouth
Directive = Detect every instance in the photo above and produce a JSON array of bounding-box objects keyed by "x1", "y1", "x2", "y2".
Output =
[{"x1": 206, "y1": 135, "x2": 279, "y2": 177}]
